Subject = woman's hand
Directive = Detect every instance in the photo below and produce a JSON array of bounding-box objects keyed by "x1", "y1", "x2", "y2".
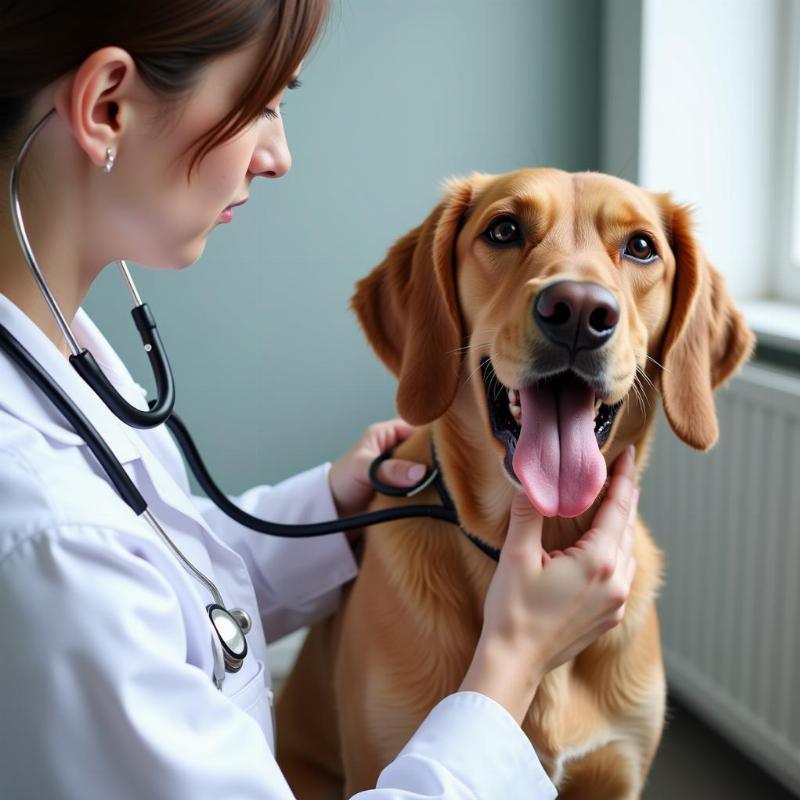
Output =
[
  {"x1": 460, "y1": 446, "x2": 639, "y2": 724},
  {"x1": 329, "y1": 419, "x2": 428, "y2": 518}
]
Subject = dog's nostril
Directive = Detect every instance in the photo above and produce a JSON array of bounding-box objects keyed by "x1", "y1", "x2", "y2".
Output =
[
  {"x1": 589, "y1": 306, "x2": 616, "y2": 332},
  {"x1": 548, "y1": 302, "x2": 571, "y2": 326}
]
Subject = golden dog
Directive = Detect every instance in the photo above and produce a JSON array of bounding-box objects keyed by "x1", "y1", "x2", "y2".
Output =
[{"x1": 276, "y1": 169, "x2": 754, "y2": 798}]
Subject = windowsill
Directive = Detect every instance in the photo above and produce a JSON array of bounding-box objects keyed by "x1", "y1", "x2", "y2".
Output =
[{"x1": 740, "y1": 299, "x2": 800, "y2": 356}]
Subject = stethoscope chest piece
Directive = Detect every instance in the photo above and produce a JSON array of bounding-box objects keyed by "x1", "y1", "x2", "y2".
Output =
[{"x1": 207, "y1": 604, "x2": 250, "y2": 682}]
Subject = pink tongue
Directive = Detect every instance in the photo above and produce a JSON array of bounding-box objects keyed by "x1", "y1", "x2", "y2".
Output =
[{"x1": 512, "y1": 375, "x2": 607, "y2": 517}]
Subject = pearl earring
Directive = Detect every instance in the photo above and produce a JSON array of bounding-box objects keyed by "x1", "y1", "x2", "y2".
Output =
[{"x1": 103, "y1": 148, "x2": 116, "y2": 174}]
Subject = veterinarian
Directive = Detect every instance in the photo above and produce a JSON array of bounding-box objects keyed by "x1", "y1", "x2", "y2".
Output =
[{"x1": 0, "y1": 2, "x2": 639, "y2": 798}]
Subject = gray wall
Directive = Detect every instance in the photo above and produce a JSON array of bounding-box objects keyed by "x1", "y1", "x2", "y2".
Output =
[
  {"x1": 86, "y1": 0, "x2": 603, "y2": 492},
  {"x1": 599, "y1": 0, "x2": 642, "y2": 182}
]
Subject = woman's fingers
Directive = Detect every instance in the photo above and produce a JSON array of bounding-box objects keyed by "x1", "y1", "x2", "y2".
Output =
[
  {"x1": 621, "y1": 487, "x2": 639, "y2": 556},
  {"x1": 590, "y1": 446, "x2": 637, "y2": 544},
  {"x1": 575, "y1": 448, "x2": 636, "y2": 567},
  {"x1": 369, "y1": 418, "x2": 415, "y2": 451},
  {"x1": 593, "y1": 480, "x2": 639, "y2": 627},
  {"x1": 500, "y1": 492, "x2": 545, "y2": 568}
]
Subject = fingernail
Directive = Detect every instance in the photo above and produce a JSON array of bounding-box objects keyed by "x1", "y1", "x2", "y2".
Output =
[
  {"x1": 407, "y1": 464, "x2": 426, "y2": 482},
  {"x1": 627, "y1": 445, "x2": 636, "y2": 461}
]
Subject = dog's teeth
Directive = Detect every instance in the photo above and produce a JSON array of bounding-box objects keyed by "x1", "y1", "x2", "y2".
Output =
[
  {"x1": 507, "y1": 388, "x2": 515, "y2": 403},
  {"x1": 510, "y1": 404, "x2": 521, "y2": 421}
]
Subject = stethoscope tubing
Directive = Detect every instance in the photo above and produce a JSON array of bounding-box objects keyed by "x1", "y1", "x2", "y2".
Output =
[
  {"x1": 165, "y1": 410, "x2": 458, "y2": 536},
  {"x1": 69, "y1": 298, "x2": 176, "y2": 428}
]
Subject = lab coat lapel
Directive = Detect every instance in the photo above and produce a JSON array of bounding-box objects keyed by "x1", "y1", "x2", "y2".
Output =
[
  {"x1": 0, "y1": 294, "x2": 201, "y2": 539},
  {"x1": 0, "y1": 294, "x2": 141, "y2": 464}
]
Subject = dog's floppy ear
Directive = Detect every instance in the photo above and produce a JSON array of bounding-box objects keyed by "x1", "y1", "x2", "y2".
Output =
[
  {"x1": 659, "y1": 201, "x2": 755, "y2": 450},
  {"x1": 351, "y1": 176, "x2": 475, "y2": 425}
]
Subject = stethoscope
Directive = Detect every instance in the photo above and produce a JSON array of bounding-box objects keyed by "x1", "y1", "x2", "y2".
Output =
[{"x1": 1, "y1": 109, "x2": 462, "y2": 689}]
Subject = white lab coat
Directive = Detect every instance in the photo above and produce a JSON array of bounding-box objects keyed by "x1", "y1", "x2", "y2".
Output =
[{"x1": 0, "y1": 292, "x2": 557, "y2": 800}]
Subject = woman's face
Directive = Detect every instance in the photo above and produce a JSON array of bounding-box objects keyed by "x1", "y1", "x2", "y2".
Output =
[{"x1": 109, "y1": 43, "x2": 294, "y2": 268}]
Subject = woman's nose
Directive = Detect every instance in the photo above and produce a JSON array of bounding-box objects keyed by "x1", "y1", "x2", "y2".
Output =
[{"x1": 249, "y1": 125, "x2": 291, "y2": 179}]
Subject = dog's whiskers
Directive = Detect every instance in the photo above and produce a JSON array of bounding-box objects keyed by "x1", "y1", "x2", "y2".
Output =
[
  {"x1": 446, "y1": 328, "x2": 501, "y2": 359},
  {"x1": 636, "y1": 384, "x2": 648, "y2": 417},
  {"x1": 490, "y1": 372, "x2": 503, "y2": 403},
  {"x1": 631, "y1": 368, "x2": 656, "y2": 417},
  {"x1": 447, "y1": 343, "x2": 479, "y2": 356},
  {"x1": 462, "y1": 359, "x2": 487, "y2": 390},
  {"x1": 629, "y1": 377, "x2": 644, "y2": 417},
  {"x1": 636, "y1": 365, "x2": 658, "y2": 395},
  {"x1": 646, "y1": 354, "x2": 670, "y2": 375}
]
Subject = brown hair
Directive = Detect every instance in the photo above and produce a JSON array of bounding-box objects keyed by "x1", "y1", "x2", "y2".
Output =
[{"x1": 0, "y1": 0, "x2": 328, "y2": 169}]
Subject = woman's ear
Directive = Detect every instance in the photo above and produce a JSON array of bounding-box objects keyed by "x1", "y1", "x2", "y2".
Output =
[
  {"x1": 52, "y1": 47, "x2": 138, "y2": 169},
  {"x1": 351, "y1": 176, "x2": 476, "y2": 425},
  {"x1": 658, "y1": 201, "x2": 755, "y2": 450}
]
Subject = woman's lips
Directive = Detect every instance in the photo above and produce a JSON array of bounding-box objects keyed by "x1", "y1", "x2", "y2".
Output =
[{"x1": 218, "y1": 197, "x2": 247, "y2": 223}]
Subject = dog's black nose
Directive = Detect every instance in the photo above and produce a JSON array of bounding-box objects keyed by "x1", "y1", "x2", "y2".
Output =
[{"x1": 534, "y1": 280, "x2": 619, "y2": 353}]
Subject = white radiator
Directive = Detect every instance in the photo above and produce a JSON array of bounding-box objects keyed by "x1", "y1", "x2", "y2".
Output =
[{"x1": 642, "y1": 362, "x2": 800, "y2": 794}]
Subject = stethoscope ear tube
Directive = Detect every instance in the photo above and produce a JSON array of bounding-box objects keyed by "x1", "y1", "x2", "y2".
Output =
[
  {"x1": 70, "y1": 302, "x2": 175, "y2": 429},
  {"x1": 131, "y1": 303, "x2": 175, "y2": 420}
]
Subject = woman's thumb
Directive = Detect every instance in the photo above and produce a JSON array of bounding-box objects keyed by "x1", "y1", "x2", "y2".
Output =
[
  {"x1": 502, "y1": 492, "x2": 545, "y2": 565},
  {"x1": 376, "y1": 458, "x2": 428, "y2": 488}
]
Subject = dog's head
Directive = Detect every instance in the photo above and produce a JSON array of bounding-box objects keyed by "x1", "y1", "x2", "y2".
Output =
[{"x1": 352, "y1": 169, "x2": 754, "y2": 518}]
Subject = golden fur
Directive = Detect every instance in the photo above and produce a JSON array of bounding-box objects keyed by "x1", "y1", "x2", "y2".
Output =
[{"x1": 276, "y1": 169, "x2": 754, "y2": 798}]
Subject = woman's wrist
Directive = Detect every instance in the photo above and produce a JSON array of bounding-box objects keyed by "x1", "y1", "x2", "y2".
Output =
[{"x1": 459, "y1": 635, "x2": 543, "y2": 725}]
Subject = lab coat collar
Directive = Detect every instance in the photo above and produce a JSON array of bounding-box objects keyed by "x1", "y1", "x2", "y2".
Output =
[{"x1": 0, "y1": 293, "x2": 143, "y2": 464}]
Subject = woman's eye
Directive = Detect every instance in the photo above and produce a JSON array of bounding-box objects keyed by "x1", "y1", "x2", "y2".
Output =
[
  {"x1": 261, "y1": 103, "x2": 284, "y2": 120},
  {"x1": 484, "y1": 216, "x2": 522, "y2": 245},
  {"x1": 624, "y1": 233, "x2": 658, "y2": 262}
]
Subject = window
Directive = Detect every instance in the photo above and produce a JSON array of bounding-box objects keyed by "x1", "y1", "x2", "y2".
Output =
[{"x1": 779, "y1": 0, "x2": 800, "y2": 302}]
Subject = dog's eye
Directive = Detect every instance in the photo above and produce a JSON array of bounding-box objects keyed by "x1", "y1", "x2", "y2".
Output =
[
  {"x1": 624, "y1": 233, "x2": 658, "y2": 263},
  {"x1": 484, "y1": 216, "x2": 522, "y2": 245}
]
